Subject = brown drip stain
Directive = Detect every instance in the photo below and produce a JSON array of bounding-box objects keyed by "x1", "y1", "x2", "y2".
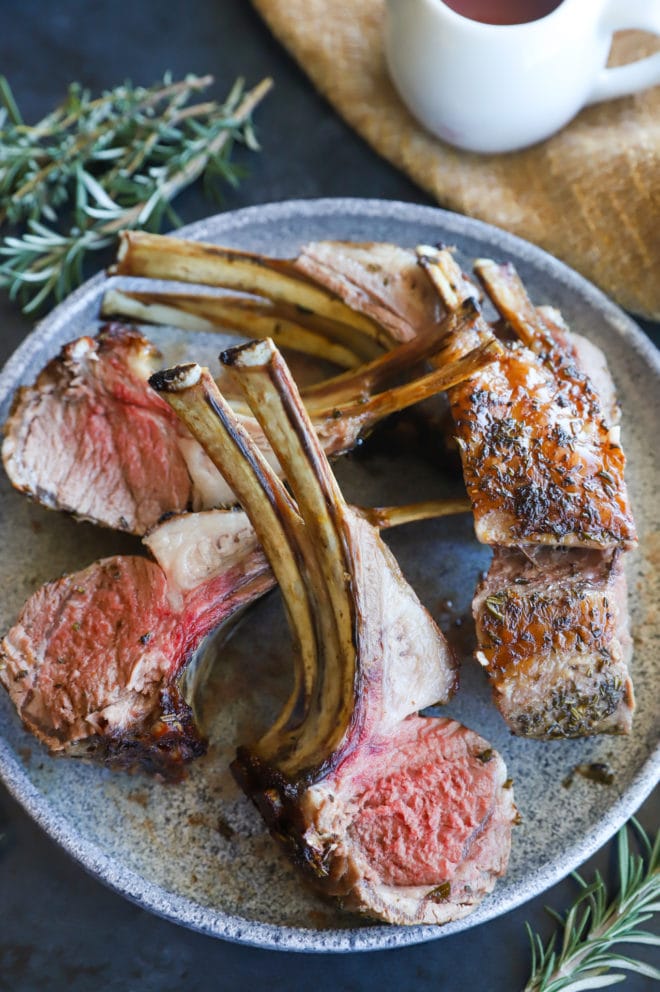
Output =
[
  {"x1": 436, "y1": 598, "x2": 477, "y2": 660},
  {"x1": 126, "y1": 789, "x2": 149, "y2": 808},
  {"x1": 562, "y1": 761, "x2": 616, "y2": 788},
  {"x1": 216, "y1": 815, "x2": 235, "y2": 840}
]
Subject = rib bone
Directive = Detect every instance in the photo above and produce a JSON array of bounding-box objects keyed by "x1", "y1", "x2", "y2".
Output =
[
  {"x1": 111, "y1": 231, "x2": 385, "y2": 343},
  {"x1": 151, "y1": 341, "x2": 515, "y2": 925},
  {"x1": 102, "y1": 287, "x2": 367, "y2": 368},
  {"x1": 3, "y1": 305, "x2": 497, "y2": 534},
  {"x1": 0, "y1": 494, "x2": 470, "y2": 777}
]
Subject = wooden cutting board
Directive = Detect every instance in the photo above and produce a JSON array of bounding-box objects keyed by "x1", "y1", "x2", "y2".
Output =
[{"x1": 252, "y1": 0, "x2": 660, "y2": 319}]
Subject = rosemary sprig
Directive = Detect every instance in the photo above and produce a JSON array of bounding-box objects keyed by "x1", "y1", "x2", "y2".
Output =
[
  {"x1": 524, "y1": 819, "x2": 660, "y2": 991},
  {"x1": 0, "y1": 73, "x2": 272, "y2": 312}
]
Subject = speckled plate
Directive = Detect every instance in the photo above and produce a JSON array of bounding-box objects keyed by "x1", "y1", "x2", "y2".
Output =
[{"x1": 0, "y1": 199, "x2": 658, "y2": 952}]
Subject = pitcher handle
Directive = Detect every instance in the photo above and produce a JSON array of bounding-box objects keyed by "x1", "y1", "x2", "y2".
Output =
[{"x1": 587, "y1": 0, "x2": 660, "y2": 104}]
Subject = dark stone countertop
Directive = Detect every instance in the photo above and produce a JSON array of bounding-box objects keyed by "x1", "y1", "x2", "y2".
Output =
[{"x1": 0, "y1": 3, "x2": 657, "y2": 990}]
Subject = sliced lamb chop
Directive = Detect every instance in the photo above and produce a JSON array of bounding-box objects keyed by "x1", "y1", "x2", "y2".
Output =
[
  {"x1": 3, "y1": 307, "x2": 497, "y2": 535},
  {"x1": 0, "y1": 496, "x2": 470, "y2": 778},
  {"x1": 420, "y1": 247, "x2": 636, "y2": 550},
  {"x1": 2, "y1": 326, "x2": 193, "y2": 535},
  {"x1": 0, "y1": 510, "x2": 271, "y2": 778},
  {"x1": 151, "y1": 343, "x2": 516, "y2": 926},
  {"x1": 472, "y1": 547, "x2": 634, "y2": 738}
]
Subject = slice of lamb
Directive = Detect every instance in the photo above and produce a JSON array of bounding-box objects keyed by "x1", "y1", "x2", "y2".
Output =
[
  {"x1": 3, "y1": 310, "x2": 496, "y2": 535},
  {"x1": 2, "y1": 326, "x2": 194, "y2": 534},
  {"x1": 449, "y1": 342, "x2": 635, "y2": 548},
  {"x1": 151, "y1": 343, "x2": 516, "y2": 926},
  {"x1": 0, "y1": 510, "x2": 272, "y2": 778},
  {"x1": 418, "y1": 248, "x2": 636, "y2": 738},
  {"x1": 0, "y1": 496, "x2": 472, "y2": 778},
  {"x1": 473, "y1": 547, "x2": 634, "y2": 738}
]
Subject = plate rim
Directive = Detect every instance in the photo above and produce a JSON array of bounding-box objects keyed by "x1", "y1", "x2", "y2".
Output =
[{"x1": 1, "y1": 196, "x2": 658, "y2": 953}]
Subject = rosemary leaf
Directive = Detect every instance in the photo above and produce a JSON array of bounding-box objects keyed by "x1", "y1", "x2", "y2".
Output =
[
  {"x1": 0, "y1": 73, "x2": 271, "y2": 312},
  {"x1": 523, "y1": 820, "x2": 660, "y2": 992}
]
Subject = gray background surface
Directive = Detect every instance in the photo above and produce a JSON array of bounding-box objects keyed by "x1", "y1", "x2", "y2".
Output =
[{"x1": 0, "y1": 1, "x2": 657, "y2": 989}]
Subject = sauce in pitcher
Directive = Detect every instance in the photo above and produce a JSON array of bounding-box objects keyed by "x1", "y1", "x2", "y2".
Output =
[{"x1": 442, "y1": 0, "x2": 562, "y2": 25}]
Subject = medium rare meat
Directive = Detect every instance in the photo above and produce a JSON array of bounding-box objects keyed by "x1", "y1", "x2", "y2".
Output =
[
  {"x1": 2, "y1": 326, "x2": 194, "y2": 534},
  {"x1": 473, "y1": 547, "x2": 634, "y2": 738},
  {"x1": 0, "y1": 510, "x2": 272, "y2": 777},
  {"x1": 3, "y1": 309, "x2": 497, "y2": 534},
  {"x1": 151, "y1": 341, "x2": 516, "y2": 925},
  {"x1": 0, "y1": 496, "x2": 471, "y2": 776}
]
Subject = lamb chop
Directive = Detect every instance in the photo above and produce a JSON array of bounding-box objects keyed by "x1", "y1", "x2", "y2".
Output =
[
  {"x1": 0, "y1": 495, "x2": 470, "y2": 779},
  {"x1": 3, "y1": 305, "x2": 496, "y2": 535},
  {"x1": 420, "y1": 251, "x2": 636, "y2": 551},
  {"x1": 150, "y1": 341, "x2": 516, "y2": 925},
  {"x1": 2, "y1": 326, "x2": 194, "y2": 535},
  {"x1": 419, "y1": 247, "x2": 636, "y2": 738},
  {"x1": 0, "y1": 509, "x2": 271, "y2": 778}
]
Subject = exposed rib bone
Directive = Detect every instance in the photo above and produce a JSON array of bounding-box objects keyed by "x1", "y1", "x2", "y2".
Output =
[
  {"x1": 358, "y1": 497, "x2": 471, "y2": 530},
  {"x1": 301, "y1": 297, "x2": 486, "y2": 407},
  {"x1": 0, "y1": 493, "x2": 470, "y2": 777},
  {"x1": 474, "y1": 259, "x2": 555, "y2": 353},
  {"x1": 111, "y1": 231, "x2": 386, "y2": 343},
  {"x1": 151, "y1": 341, "x2": 515, "y2": 925},
  {"x1": 325, "y1": 335, "x2": 502, "y2": 432},
  {"x1": 2, "y1": 306, "x2": 499, "y2": 535},
  {"x1": 101, "y1": 287, "x2": 365, "y2": 369},
  {"x1": 416, "y1": 244, "x2": 480, "y2": 310}
]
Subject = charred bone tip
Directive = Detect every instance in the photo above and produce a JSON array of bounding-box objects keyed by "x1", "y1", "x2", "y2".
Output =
[
  {"x1": 415, "y1": 243, "x2": 457, "y2": 262},
  {"x1": 108, "y1": 230, "x2": 130, "y2": 273},
  {"x1": 415, "y1": 243, "x2": 443, "y2": 261},
  {"x1": 453, "y1": 297, "x2": 481, "y2": 321},
  {"x1": 220, "y1": 337, "x2": 276, "y2": 369},
  {"x1": 149, "y1": 363, "x2": 202, "y2": 393}
]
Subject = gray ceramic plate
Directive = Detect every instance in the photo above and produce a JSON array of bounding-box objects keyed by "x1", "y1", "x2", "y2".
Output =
[{"x1": 0, "y1": 199, "x2": 658, "y2": 952}]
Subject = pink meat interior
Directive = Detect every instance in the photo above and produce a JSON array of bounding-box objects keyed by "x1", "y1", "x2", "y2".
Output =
[{"x1": 347, "y1": 718, "x2": 500, "y2": 886}]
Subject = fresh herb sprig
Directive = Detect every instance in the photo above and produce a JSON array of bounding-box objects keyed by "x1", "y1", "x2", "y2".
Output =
[
  {"x1": 0, "y1": 73, "x2": 271, "y2": 312},
  {"x1": 524, "y1": 820, "x2": 660, "y2": 991}
]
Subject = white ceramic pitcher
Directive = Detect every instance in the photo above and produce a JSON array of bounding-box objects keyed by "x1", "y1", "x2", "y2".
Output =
[{"x1": 384, "y1": 0, "x2": 660, "y2": 152}]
